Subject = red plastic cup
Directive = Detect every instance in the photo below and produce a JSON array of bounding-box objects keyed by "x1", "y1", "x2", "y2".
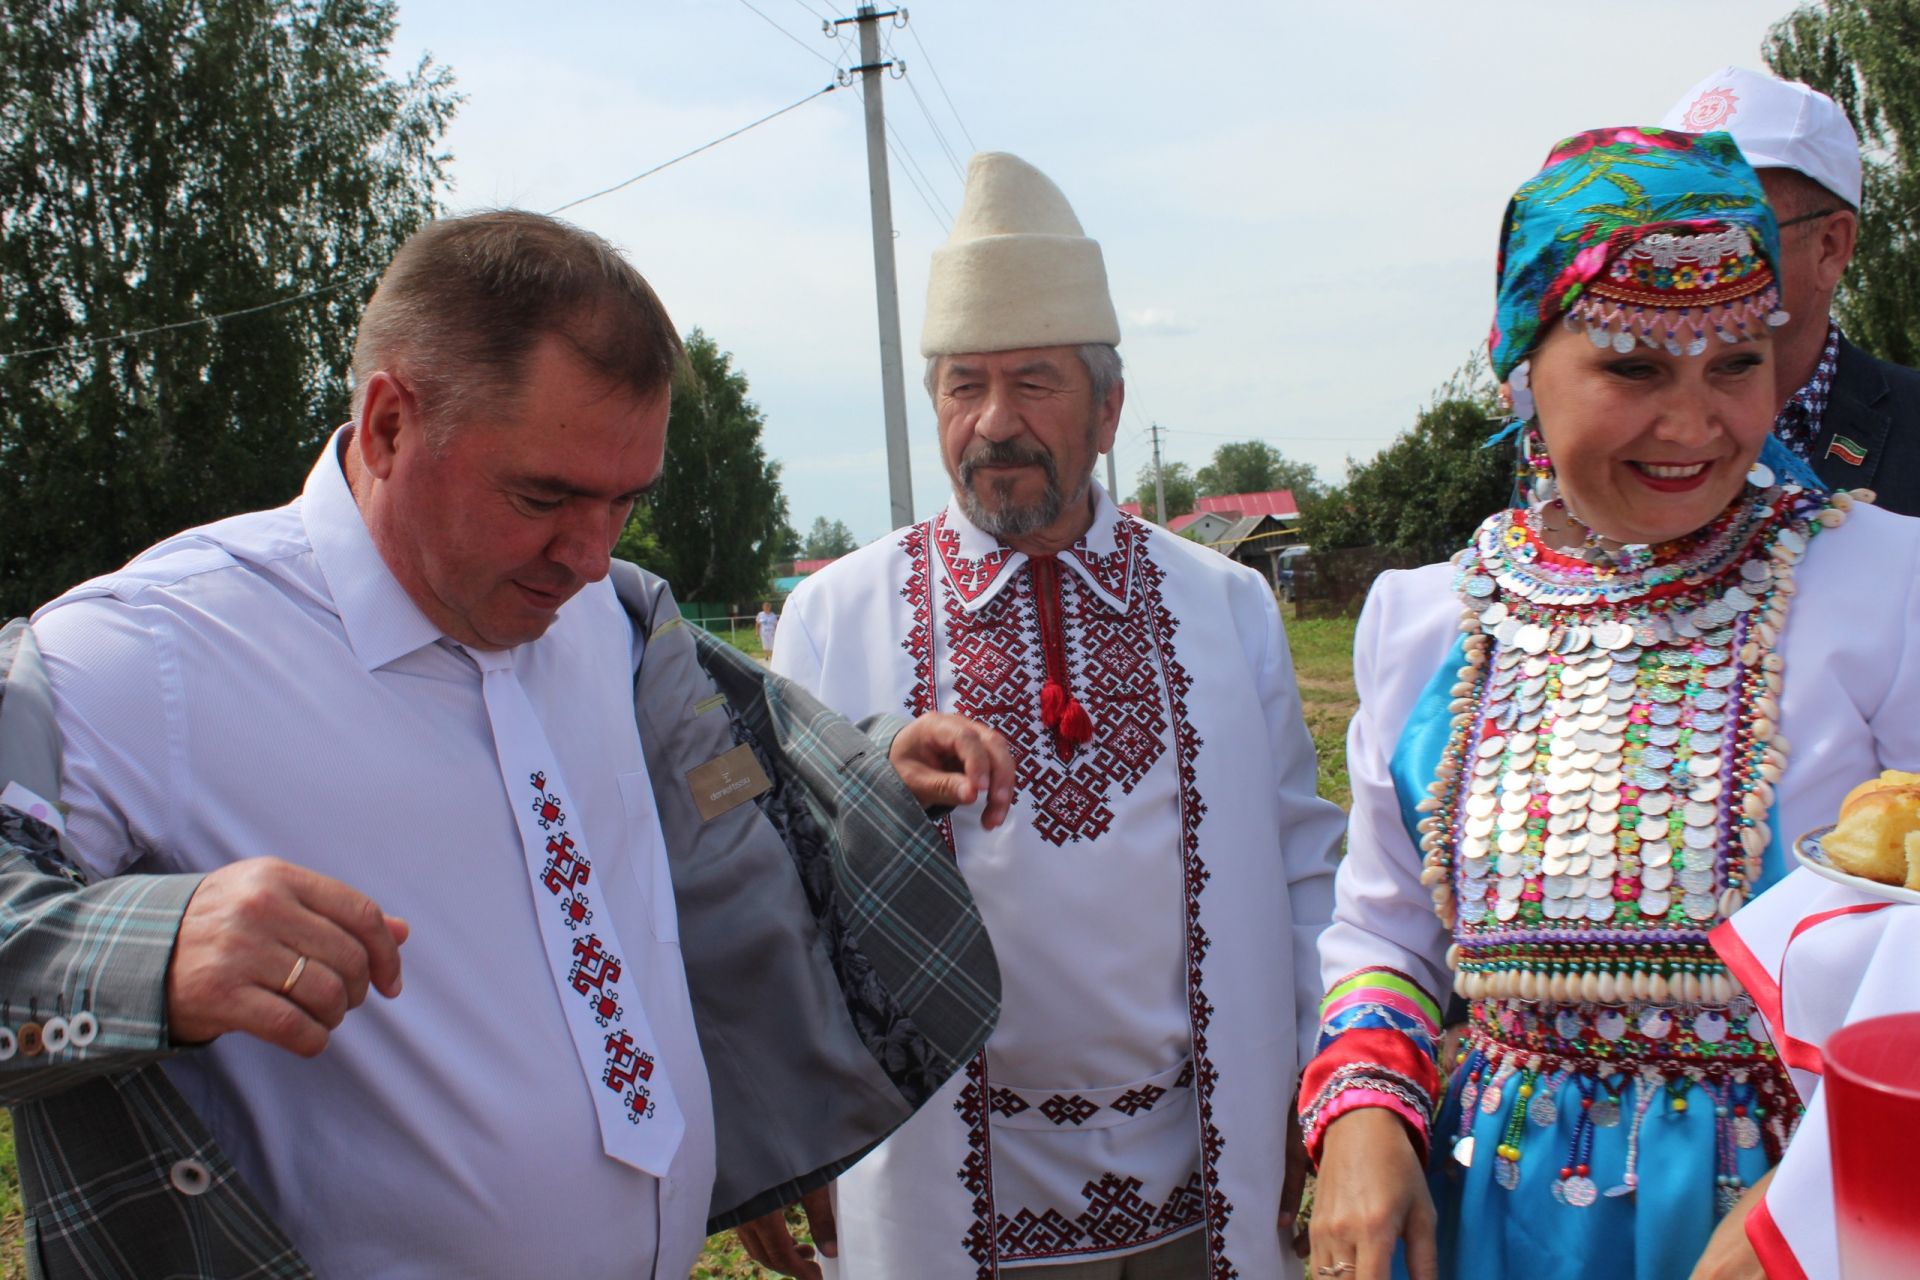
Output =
[{"x1": 1825, "y1": 1013, "x2": 1920, "y2": 1280}]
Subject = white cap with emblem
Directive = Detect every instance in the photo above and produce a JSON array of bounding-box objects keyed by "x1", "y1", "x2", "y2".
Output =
[{"x1": 1661, "y1": 65, "x2": 1863, "y2": 209}]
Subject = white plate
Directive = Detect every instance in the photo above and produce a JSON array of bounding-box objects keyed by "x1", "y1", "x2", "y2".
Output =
[{"x1": 1793, "y1": 825, "x2": 1920, "y2": 905}]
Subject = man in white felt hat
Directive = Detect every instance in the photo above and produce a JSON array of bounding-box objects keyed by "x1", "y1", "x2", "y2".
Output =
[
  {"x1": 749, "y1": 151, "x2": 1343, "y2": 1279},
  {"x1": 1662, "y1": 65, "x2": 1920, "y2": 515}
]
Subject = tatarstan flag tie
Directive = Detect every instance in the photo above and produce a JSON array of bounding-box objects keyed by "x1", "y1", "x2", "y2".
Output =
[{"x1": 467, "y1": 645, "x2": 684, "y2": 1176}]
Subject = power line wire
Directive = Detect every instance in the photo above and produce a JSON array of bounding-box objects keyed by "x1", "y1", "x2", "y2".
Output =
[
  {"x1": 792, "y1": 0, "x2": 858, "y2": 63},
  {"x1": 895, "y1": 56, "x2": 967, "y2": 181},
  {"x1": 0, "y1": 275, "x2": 382, "y2": 364},
  {"x1": 821, "y1": 81, "x2": 950, "y2": 233},
  {"x1": 733, "y1": 0, "x2": 842, "y2": 69},
  {"x1": 903, "y1": 17, "x2": 977, "y2": 152},
  {"x1": 754, "y1": 3, "x2": 944, "y2": 232},
  {"x1": 1, "y1": 84, "x2": 840, "y2": 362},
  {"x1": 886, "y1": 136, "x2": 951, "y2": 233},
  {"x1": 883, "y1": 116, "x2": 954, "y2": 225},
  {"x1": 547, "y1": 83, "x2": 835, "y2": 214},
  {"x1": 823, "y1": 12, "x2": 858, "y2": 60},
  {"x1": 786, "y1": 0, "x2": 838, "y2": 26}
]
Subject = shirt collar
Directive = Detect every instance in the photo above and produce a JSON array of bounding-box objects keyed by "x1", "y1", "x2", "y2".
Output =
[
  {"x1": 301, "y1": 425, "x2": 449, "y2": 671},
  {"x1": 932, "y1": 483, "x2": 1136, "y2": 615},
  {"x1": 1787, "y1": 320, "x2": 1844, "y2": 421}
]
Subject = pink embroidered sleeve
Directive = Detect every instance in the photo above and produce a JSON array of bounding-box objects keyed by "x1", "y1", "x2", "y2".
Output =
[{"x1": 1298, "y1": 967, "x2": 1443, "y2": 1164}]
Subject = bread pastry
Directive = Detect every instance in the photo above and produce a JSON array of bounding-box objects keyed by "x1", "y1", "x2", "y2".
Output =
[{"x1": 1823, "y1": 770, "x2": 1920, "y2": 886}]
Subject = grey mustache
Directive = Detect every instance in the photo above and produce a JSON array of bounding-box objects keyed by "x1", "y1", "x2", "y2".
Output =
[{"x1": 960, "y1": 443, "x2": 1053, "y2": 478}]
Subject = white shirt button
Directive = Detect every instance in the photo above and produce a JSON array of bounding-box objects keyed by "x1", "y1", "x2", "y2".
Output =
[
  {"x1": 67, "y1": 1011, "x2": 98, "y2": 1048},
  {"x1": 40, "y1": 1016, "x2": 69, "y2": 1053},
  {"x1": 169, "y1": 1159, "x2": 212, "y2": 1197}
]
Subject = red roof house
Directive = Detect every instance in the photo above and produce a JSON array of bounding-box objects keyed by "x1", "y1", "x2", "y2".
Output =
[
  {"x1": 1118, "y1": 490, "x2": 1298, "y2": 525},
  {"x1": 1193, "y1": 489, "x2": 1298, "y2": 519}
]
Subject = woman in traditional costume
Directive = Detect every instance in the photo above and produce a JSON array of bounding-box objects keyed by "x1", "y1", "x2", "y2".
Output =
[{"x1": 1298, "y1": 127, "x2": 1920, "y2": 1280}]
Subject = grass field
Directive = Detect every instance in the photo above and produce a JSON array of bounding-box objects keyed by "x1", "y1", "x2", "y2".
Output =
[
  {"x1": 715, "y1": 625, "x2": 768, "y2": 658},
  {"x1": 0, "y1": 609, "x2": 1359, "y2": 1278},
  {"x1": 1284, "y1": 613, "x2": 1361, "y2": 812}
]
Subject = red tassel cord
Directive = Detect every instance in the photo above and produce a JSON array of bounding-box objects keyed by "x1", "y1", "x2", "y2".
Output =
[
  {"x1": 1029, "y1": 556, "x2": 1093, "y2": 753},
  {"x1": 1058, "y1": 698, "x2": 1092, "y2": 744},
  {"x1": 1040, "y1": 677, "x2": 1067, "y2": 729}
]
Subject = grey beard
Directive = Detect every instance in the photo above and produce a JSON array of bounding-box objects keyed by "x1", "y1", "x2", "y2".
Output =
[{"x1": 957, "y1": 445, "x2": 1084, "y2": 539}]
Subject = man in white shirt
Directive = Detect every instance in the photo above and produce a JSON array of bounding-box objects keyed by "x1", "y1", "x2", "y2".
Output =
[
  {"x1": 757, "y1": 154, "x2": 1342, "y2": 1280},
  {"x1": 19, "y1": 210, "x2": 1009, "y2": 1278}
]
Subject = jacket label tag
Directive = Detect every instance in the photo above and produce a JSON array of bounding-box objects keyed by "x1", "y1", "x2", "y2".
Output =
[
  {"x1": 0, "y1": 781, "x2": 64, "y2": 836},
  {"x1": 687, "y1": 745, "x2": 772, "y2": 821}
]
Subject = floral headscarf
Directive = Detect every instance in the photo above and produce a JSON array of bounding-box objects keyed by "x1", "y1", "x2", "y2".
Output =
[{"x1": 1489, "y1": 127, "x2": 1782, "y2": 382}]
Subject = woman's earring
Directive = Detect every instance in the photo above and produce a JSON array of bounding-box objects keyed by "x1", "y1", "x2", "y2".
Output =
[
  {"x1": 1506, "y1": 360, "x2": 1535, "y2": 424},
  {"x1": 1521, "y1": 424, "x2": 1557, "y2": 507}
]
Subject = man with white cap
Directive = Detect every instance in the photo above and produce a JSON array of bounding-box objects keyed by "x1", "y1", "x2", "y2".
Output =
[
  {"x1": 1663, "y1": 65, "x2": 1920, "y2": 514},
  {"x1": 758, "y1": 152, "x2": 1343, "y2": 1279}
]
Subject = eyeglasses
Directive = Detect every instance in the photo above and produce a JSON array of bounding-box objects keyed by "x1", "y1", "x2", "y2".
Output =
[{"x1": 1776, "y1": 207, "x2": 1845, "y2": 230}]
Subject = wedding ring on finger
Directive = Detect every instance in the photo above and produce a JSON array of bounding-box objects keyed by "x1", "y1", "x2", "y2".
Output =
[
  {"x1": 1317, "y1": 1265, "x2": 1356, "y2": 1278},
  {"x1": 280, "y1": 954, "x2": 309, "y2": 996}
]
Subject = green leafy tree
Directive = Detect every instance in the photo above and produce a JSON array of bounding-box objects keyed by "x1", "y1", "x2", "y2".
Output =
[
  {"x1": 1301, "y1": 396, "x2": 1513, "y2": 554},
  {"x1": 801, "y1": 516, "x2": 858, "y2": 559},
  {"x1": 1767, "y1": 0, "x2": 1920, "y2": 365},
  {"x1": 1194, "y1": 440, "x2": 1324, "y2": 505},
  {"x1": 0, "y1": 0, "x2": 458, "y2": 615},
  {"x1": 612, "y1": 502, "x2": 667, "y2": 571},
  {"x1": 618, "y1": 329, "x2": 789, "y2": 604},
  {"x1": 1128, "y1": 459, "x2": 1196, "y2": 523},
  {"x1": 772, "y1": 519, "x2": 802, "y2": 564}
]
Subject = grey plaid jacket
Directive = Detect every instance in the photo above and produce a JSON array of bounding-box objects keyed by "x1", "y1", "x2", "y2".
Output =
[{"x1": 0, "y1": 561, "x2": 998, "y2": 1279}]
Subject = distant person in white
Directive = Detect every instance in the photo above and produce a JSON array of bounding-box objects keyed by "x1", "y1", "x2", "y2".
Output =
[
  {"x1": 29, "y1": 210, "x2": 1004, "y2": 1278},
  {"x1": 757, "y1": 601, "x2": 780, "y2": 657}
]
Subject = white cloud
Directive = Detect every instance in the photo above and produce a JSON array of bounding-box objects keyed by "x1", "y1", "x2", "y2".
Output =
[{"x1": 1126, "y1": 307, "x2": 1198, "y2": 337}]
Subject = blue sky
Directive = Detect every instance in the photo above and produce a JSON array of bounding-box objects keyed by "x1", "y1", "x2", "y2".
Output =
[{"x1": 388, "y1": 0, "x2": 1804, "y2": 546}]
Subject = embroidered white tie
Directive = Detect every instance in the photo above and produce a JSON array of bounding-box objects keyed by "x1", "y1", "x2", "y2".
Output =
[{"x1": 469, "y1": 646, "x2": 684, "y2": 1175}]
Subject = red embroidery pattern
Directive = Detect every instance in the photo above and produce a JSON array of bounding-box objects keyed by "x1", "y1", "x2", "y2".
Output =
[
  {"x1": 908, "y1": 524, "x2": 998, "y2": 1279},
  {"x1": 938, "y1": 519, "x2": 1168, "y2": 847},
  {"x1": 953, "y1": 1058, "x2": 998, "y2": 1280},
  {"x1": 933, "y1": 512, "x2": 1020, "y2": 605},
  {"x1": 995, "y1": 1172, "x2": 1206, "y2": 1261},
  {"x1": 1110, "y1": 1084, "x2": 1169, "y2": 1117},
  {"x1": 1063, "y1": 523, "x2": 1137, "y2": 605},
  {"x1": 602, "y1": 1030, "x2": 656, "y2": 1095},
  {"x1": 905, "y1": 518, "x2": 1227, "y2": 1275},
  {"x1": 899, "y1": 523, "x2": 936, "y2": 721},
  {"x1": 1038, "y1": 1094, "x2": 1100, "y2": 1127},
  {"x1": 542, "y1": 833, "x2": 592, "y2": 928},
  {"x1": 525, "y1": 771, "x2": 658, "y2": 1124},
  {"x1": 1139, "y1": 555, "x2": 1233, "y2": 1277},
  {"x1": 989, "y1": 1077, "x2": 1186, "y2": 1125}
]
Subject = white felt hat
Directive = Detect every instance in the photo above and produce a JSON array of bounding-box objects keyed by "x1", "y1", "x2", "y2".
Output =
[
  {"x1": 1660, "y1": 65, "x2": 1863, "y2": 209},
  {"x1": 920, "y1": 152, "x2": 1120, "y2": 357}
]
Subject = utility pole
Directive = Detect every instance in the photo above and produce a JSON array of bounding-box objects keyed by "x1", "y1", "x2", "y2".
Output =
[
  {"x1": 1105, "y1": 448, "x2": 1118, "y2": 501},
  {"x1": 834, "y1": 4, "x2": 914, "y2": 529},
  {"x1": 1149, "y1": 422, "x2": 1167, "y2": 524}
]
